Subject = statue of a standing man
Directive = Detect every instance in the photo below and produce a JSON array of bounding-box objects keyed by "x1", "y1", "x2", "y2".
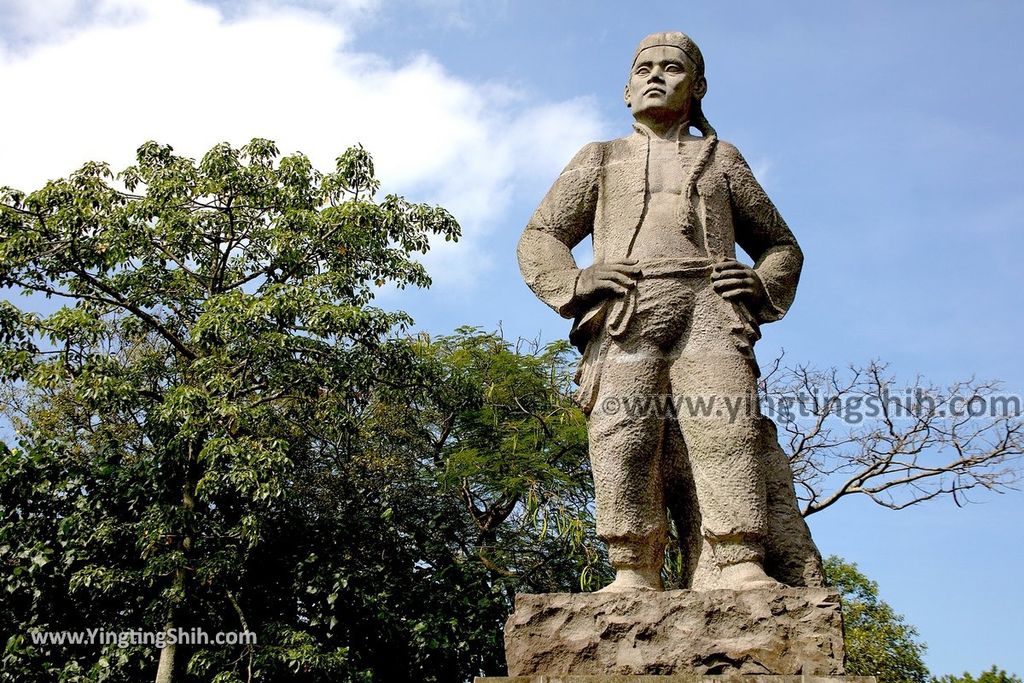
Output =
[{"x1": 518, "y1": 32, "x2": 809, "y2": 592}]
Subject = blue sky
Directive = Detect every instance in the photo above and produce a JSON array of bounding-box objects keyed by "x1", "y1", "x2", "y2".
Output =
[{"x1": 2, "y1": 0, "x2": 1022, "y2": 675}]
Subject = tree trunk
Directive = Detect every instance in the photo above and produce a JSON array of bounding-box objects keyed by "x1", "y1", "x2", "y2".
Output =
[
  {"x1": 154, "y1": 443, "x2": 198, "y2": 683},
  {"x1": 154, "y1": 615, "x2": 178, "y2": 683}
]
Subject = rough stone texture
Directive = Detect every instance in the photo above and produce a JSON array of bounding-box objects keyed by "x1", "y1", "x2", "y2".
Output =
[
  {"x1": 479, "y1": 677, "x2": 874, "y2": 683},
  {"x1": 676, "y1": 416, "x2": 825, "y2": 591},
  {"x1": 516, "y1": 30, "x2": 819, "y2": 591},
  {"x1": 762, "y1": 420, "x2": 826, "y2": 588},
  {"x1": 504, "y1": 587, "x2": 845, "y2": 677}
]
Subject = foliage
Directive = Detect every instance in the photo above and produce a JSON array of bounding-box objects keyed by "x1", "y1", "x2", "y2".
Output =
[
  {"x1": 386, "y1": 328, "x2": 607, "y2": 593},
  {"x1": 236, "y1": 326, "x2": 605, "y2": 681},
  {"x1": 0, "y1": 141, "x2": 598, "y2": 681},
  {"x1": 824, "y1": 556, "x2": 929, "y2": 683},
  {"x1": 0, "y1": 138, "x2": 459, "y2": 682},
  {"x1": 934, "y1": 666, "x2": 1023, "y2": 683}
]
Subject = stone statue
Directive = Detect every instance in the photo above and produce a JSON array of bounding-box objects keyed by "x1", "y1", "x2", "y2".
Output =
[{"x1": 517, "y1": 31, "x2": 824, "y2": 593}]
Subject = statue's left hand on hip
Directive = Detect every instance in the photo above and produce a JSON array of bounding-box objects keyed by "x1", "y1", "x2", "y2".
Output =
[{"x1": 711, "y1": 260, "x2": 767, "y2": 310}]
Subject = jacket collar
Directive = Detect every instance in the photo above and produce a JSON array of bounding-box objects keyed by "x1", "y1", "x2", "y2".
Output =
[{"x1": 631, "y1": 119, "x2": 692, "y2": 142}]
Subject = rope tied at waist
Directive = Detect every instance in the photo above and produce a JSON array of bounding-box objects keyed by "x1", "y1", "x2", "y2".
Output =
[
  {"x1": 635, "y1": 257, "x2": 715, "y2": 279},
  {"x1": 573, "y1": 258, "x2": 765, "y2": 414},
  {"x1": 606, "y1": 258, "x2": 715, "y2": 337}
]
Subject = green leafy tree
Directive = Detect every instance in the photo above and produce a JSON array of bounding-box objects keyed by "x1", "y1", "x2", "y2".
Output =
[
  {"x1": 0, "y1": 138, "x2": 458, "y2": 682},
  {"x1": 390, "y1": 328, "x2": 607, "y2": 592},
  {"x1": 824, "y1": 556, "x2": 929, "y2": 683},
  {"x1": 279, "y1": 327, "x2": 606, "y2": 680},
  {"x1": 934, "y1": 667, "x2": 1023, "y2": 683},
  {"x1": 0, "y1": 139, "x2": 601, "y2": 681}
]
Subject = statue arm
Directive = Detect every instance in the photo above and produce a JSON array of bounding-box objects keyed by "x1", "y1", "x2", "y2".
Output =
[
  {"x1": 517, "y1": 142, "x2": 604, "y2": 319},
  {"x1": 720, "y1": 142, "x2": 804, "y2": 324}
]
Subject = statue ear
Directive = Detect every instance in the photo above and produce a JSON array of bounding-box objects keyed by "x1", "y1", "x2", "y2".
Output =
[
  {"x1": 623, "y1": 84, "x2": 631, "y2": 108},
  {"x1": 693, "y1": 76, "x2": 708, "y2": 100}
]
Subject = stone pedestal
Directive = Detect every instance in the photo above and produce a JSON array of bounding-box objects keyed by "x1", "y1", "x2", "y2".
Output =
[{"x1": 499, "y1": 587, "x2": 846, "y2": 678}]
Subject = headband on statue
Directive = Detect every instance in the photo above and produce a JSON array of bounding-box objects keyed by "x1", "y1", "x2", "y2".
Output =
[{"x1": 631, "y1": 31, "x2": 705, "y2": 73}]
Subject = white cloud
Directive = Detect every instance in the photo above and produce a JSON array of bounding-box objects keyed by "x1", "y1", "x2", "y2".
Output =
[
  {"x1": 0, "y1": 0, "x2": 607, "y2": 287},
  {"x1": 0, "y1": 0, "x2": 85, "y2": 43}
]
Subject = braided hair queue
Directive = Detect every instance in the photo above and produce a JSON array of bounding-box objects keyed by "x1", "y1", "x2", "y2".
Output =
[
  {"x1": 677, "y1": 85, "x2": 718, "y2": 243},
  {"x1": 683, "y1": 101, "x2": 718, "y2": 182}
]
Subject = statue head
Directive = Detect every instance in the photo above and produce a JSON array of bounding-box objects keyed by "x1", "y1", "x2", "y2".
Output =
[{"x1": 625, "y1": 31, "x2": 710, "y2": 135}]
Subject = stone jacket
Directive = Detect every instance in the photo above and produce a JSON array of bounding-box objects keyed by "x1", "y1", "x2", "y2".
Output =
[{"x1": 518, "y1": 125, "x2": 803, "y2": 351}]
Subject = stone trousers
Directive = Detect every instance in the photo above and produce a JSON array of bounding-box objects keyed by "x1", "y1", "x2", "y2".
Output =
[{"x1": 587, "y1": 275, "x2": 769, "y2": 578}]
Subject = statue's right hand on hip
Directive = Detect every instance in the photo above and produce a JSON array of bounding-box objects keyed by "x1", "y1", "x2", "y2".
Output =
[{"x1": 574, "y1": 260, "x2": 641, "y2": 304}]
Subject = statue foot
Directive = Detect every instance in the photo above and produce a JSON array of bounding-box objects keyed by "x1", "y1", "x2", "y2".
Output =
[
  {"x1": 597, "y1": 568, "x2": 664, "y2": 592},
  {"x1": 711, "y1": 561, "x2": 780, "y2": 590}
]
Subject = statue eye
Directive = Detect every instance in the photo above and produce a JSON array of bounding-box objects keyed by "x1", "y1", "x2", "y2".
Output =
[{"x1": 635, "y1": 66, "x2": 650, "y2": 76}]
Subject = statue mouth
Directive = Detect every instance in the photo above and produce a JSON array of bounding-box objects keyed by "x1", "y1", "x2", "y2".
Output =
[{"x1": 643, "y1": 87, "x2": 666, "y2": 96}]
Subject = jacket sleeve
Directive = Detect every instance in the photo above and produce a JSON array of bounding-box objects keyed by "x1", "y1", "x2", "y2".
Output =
[
  {"x1": 719, "y1": 141, "x2": 804, "y2": 324},
  {"x1": 517, "y1": 142, "x2": 604, "y2": 319}
]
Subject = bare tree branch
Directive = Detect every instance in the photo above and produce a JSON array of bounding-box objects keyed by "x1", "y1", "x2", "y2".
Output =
[{"x1": 761, "y1": 358, "x2": 1023, "y2": 517}]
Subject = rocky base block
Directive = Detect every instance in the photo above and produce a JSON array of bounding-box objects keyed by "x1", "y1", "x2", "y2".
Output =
[{"x1": 502, "y1": 587, "x2": 845, "y2": 677}]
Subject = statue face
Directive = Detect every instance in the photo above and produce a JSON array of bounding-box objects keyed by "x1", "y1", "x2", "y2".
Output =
[{"x1": 625, "y1": 45, "x2": 706, "y2": 124}]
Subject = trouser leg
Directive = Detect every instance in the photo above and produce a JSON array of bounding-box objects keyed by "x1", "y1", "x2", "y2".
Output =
[
  {"x1": 668, "y1": 291, "x2": 769, "y2": 584},
  {"x1": 662, "y1": 418, "x2": 702, "y2": 587},
  {"x1": 588, "y1": 340, "x2": 668, "y2": 572},
  {"x1": 761, "y1": 416, "x2": 825, "y2": 587},
  {"x1": 666, "y1": 398, "x2": 826, "y2": 588}
]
